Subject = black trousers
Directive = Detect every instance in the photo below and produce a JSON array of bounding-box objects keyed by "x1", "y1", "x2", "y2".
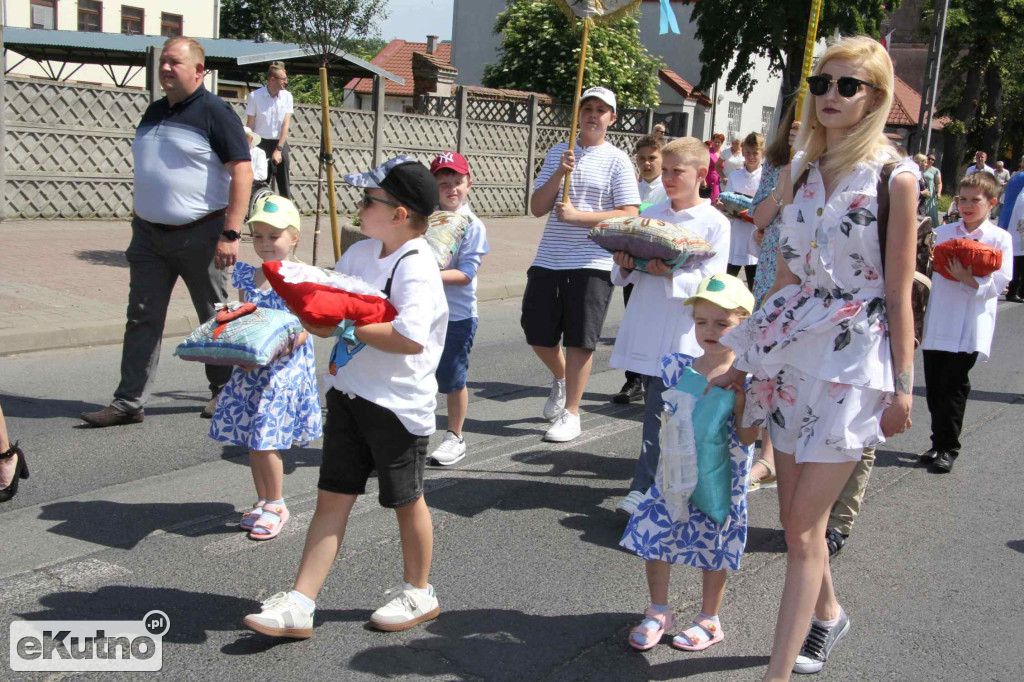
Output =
[
  {"x1": 923, "y1": 349, "x2": 978, "y2": 456},
  {"x1": 727, "y1": 263, "x2": 757, "y2": 289},
  {"x1": 621, "y1": 284, "x2": 640, "y2": 384},
  {"x1": 257, "y1": 138, "x2": 291, "y2": 199},
  {"x1": 1008, "y1": 255, "x2": 1024, "y2": 298}
]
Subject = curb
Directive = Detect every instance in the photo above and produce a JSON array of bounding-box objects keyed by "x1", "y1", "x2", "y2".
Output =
[{"x1": 0, "y1": 281, "x2": 528, "y2": 357}]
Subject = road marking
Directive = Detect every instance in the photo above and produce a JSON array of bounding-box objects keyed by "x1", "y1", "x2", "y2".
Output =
[{"x1": 0, "y1": 559, "x2": 131, "y2": 608}]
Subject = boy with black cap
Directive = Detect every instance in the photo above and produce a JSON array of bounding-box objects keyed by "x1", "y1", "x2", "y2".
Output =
[{"x1": 243, "y1": 155, "x2": 448, "y2": 638}]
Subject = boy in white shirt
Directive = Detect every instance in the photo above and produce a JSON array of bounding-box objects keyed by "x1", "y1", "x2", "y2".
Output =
[
  {"x1": 719, "y1": 131, "x2": 763, "y2": 289},
  {"x1": 525, "y1": 86, "x2": 641, "y2": 443},
  {"x1": 428, "y1": 152, "x2": 490, "y2": 466},
  {"x1": 920, "y1": 172, "x2": 1012, "y2": 473},
  {"x1": 610, "y1": 137, "x2": 731, "y2": 515},
  {"x1": 244, "y1": 127, "x2": 268, "y2": 183},
  {"x1": 243, "y1": 156, "x2": 448, "y2": 637}
]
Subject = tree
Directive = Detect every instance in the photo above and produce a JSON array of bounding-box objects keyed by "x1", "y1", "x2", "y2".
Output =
[
  {"x1": 481, "y1": 0, "x2": 662, "y2": 108},
  {"x1": 681, "y1": 0, "x2": 892, "y2": 102}
]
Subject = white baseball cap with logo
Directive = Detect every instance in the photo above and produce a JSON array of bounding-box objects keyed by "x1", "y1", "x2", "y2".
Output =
[{"x1": 580, "y1": 86, "x2": 617, "y2": 113}]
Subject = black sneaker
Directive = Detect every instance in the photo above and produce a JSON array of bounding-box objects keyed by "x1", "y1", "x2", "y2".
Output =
[
  {"x1": 611, "y1": 379, "x2": 644, "y2": 405},
  {"x1": 932, "y1": 451, "x2": 955, "y2": 473},
  {"x1": 793, "y1": 609, "x2": 850, "y2": 674},
  {"x1": 825, "y1": 527, "x2": 847, "y2": 557},
  {"x1": 919, "y1": 449, "x2": 939, "y2": 464}
]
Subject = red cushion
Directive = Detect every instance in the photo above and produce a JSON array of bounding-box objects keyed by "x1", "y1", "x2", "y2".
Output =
[
  {"x1": 933, "y1": 239, "x2": 1002, "y2": 282},
  {"x1": 262, "y1": 261, "x2": 397, "y2": 327}
]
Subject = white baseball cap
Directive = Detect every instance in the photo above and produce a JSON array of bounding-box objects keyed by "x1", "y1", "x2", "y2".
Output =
[{"x1": 580, "y1": 86, "x2": 617, "y2": 113}]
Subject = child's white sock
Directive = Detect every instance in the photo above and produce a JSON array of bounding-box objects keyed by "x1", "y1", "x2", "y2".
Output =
[
  {"x1": 649, "y1": 603, "x2": 669, "y2": 612},
  {"x1": 289, "y1": 590, "x2": 315, "y2": 612},
  {"x1": 403, "y1": 582, "x2": 434, "y2": 597},
  {"x1": 448, "y1": 431, "x2": 464, "y2": 442},
  {"x1": 698, "y1": 612, "x2": 720, "y2": 623},
  {"x1": 812, "y1": 609, "x2": 842, "y2": 628}
]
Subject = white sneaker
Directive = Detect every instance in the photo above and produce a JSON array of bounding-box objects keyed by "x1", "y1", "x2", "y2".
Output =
[
  {"x1": 544, "y1": 410, "x2": 581, "y2": 442},
  {"x1": 543, "y1": 378, "x2": 567, "y2": 421},
  {"x1": 615, "y1": 490, "x2": 646, "y2": 516},
  {"x1": 369, "y1": 583, "x2": 440, "y2": 632},
  {"x1": 430, "y1": 431, "x2": 466, "y2": 466},
  {"x1": 242, "y1": 591, "x2": 314, "y2": 639}
]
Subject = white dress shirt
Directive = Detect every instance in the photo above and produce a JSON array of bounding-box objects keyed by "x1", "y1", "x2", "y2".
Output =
[
  {"x1": 920, "y1": 219, "x2": 1012, "y2": 361},
  {"x1": 638, "y1": 175, "x2": 668, "y2": 205},
  {"x1": 245, "y1": 86, "x2": 294, "y2": 140}
]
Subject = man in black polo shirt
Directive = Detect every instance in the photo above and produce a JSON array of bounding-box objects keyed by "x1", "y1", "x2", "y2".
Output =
[{"x1": 81, "y1": 36, "x2": 253, "y2": 427}]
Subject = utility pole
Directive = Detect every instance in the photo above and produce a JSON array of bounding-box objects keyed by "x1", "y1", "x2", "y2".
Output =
[{"x1": 916, "y1": 0, "x2": 950, "y2": 155}]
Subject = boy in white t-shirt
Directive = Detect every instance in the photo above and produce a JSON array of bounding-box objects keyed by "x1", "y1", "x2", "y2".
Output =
[
  {"x1": 428, "y1": 152, "x2": 490, "y2": 466},
  {"x1": 920, "y1": 172, "x2": 1012, "y2": 473},
  {"x1": 243, "y1": 156, "x2": 448, "y2": 638},
  {"x1": 524, "y1": 86, "x2": 641, "y2": 443},
  {"x1": 719, "y1": 131, "x2": 763, "y2": 289},
  {"x1": 609, "y1": 137, "x2": 731, "y2": 515}
]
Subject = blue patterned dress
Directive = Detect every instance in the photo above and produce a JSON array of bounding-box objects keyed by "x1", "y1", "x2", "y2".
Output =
[
  {"x1": 209, "y1": 262, "x2": 323, "y2": 450},
  {"x1": 751, "y1": 161, "x2": 782, "y2": 308},
  {"x1": 620, "y1": 354, "x2": 754, "y2": 571}
]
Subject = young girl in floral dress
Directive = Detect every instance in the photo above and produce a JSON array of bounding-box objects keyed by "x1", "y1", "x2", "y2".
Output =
[{"x1": 713, "y1": 36, "x2": 919, "y2": 680}]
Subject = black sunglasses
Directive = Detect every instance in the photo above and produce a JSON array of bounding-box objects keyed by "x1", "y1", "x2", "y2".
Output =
[
  {"x1": 806, "y1": 74, "x2": 876, "y2": 98},
  {"x1": 361, "y1": 192, "x2": 400, "y2": 209}
]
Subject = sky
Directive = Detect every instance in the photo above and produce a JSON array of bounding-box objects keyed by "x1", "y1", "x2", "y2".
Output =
[{"x1": 378, "y1": 0, "x2": 455, "y2": 42}]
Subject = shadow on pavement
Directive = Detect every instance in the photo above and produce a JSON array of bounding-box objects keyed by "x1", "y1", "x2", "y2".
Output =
[
  {"x1": 466, "y1": 380, "x2": 613, "y2": 405},
  {"x1": 74, "y1": 249, "x2": 129, "y2": 268},
  {"x1": 37, "y1": 500, "x2": 238, "y2": 548},
  {"x1": 1007, "y1": 539, "x2": 1024, "y2": 554},
  {"x1": 218, "y1": 445, "x2": 323, "y2": 473},
  {"x1": 912, "y1": 386, "x2": 1022, "y2": 405},
  {"x1": 871, "y1": 448, "x2": 920, "y2": 469},
  {"x1": 508, "y1": 449, "x2": 635, "y2": 481}
]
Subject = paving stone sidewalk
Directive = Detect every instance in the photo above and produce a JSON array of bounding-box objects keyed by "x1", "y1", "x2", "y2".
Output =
[{"x1": 0, "y1": 214, "x2": 545, "y2": 355}]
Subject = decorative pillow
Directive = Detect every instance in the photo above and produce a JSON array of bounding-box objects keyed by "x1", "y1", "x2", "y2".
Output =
[
  {"x1": 262, "y1": 261, "x2": 397, "y2": 327},
  {"x1": 588, "y1": 216, "x2": 715, "y2": 274},
  {"x1": 425, "y1": 211, "x2": 470, "y2": 269},
  {"x1": 933, "y1": 238, "x2": 1003, "y2": 282},
  {"x1": 719, "y1": 191, "x2": 753, "y2": 217},
  {"x1": 174, "y1": 304, "x2": 304, "y2": 367}
]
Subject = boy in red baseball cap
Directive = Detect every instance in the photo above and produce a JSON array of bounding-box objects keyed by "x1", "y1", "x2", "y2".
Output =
[{"x1": 427, "y1": 152, "x2": 490, "y2": 466}]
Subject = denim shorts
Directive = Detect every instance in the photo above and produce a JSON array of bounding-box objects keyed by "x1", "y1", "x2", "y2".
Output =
[{"x1": 436, "y1": 317, "x2": 478, "y2": 394}]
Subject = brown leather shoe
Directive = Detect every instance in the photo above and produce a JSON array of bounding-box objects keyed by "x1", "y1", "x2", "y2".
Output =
[{"x1": 80, "y1": 405, "x2": 144, "y2": 428}]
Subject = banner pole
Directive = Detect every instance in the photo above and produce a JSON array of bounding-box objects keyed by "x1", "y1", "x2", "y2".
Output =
[{"x1": 562, "y1": 20, "x2": 591, "y2": 202}]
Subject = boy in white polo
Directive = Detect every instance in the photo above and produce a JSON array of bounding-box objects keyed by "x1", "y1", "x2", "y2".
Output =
[{"x1": 523, "y1": 86, "x2": 641, "y2": 442}]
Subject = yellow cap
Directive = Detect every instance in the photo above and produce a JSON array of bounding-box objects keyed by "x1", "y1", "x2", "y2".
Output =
[
  {"x1": 247, "y1": 195, "x2": 301, "y2": 232},
  {"x1": 683, "y1": 273, "x2": 755, "y2": 314}
]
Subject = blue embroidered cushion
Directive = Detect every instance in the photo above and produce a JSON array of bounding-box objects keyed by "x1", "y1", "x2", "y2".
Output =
[
  {"x1": 174, "y1": 306, "x2": 304, "y2": 367},
  {"x1": 588, "y1": 216, "x2": 716, "y2": 274}
]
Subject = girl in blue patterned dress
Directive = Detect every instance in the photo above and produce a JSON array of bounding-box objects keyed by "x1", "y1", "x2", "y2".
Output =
[
  {"x1": 209, "y1": 196, "x2": 323, "y2": 541},
  {"x1": 621, "y1": 274, "x2": 758, "y2": 654}
]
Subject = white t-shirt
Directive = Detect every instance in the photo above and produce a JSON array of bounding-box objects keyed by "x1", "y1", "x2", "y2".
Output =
[
  {"x1": 725, "y1": 166, "x2": 762, "y2": 265},
  {"x1": 250, "y1": 145, "x2": 268, "y2": 182},
  {"x1": 720, "y1": 149, "x2": 744, "y2": 188},
  {"x1": 920, "y1": 220, "x2": 1012, "y2": 361},
  {"x1": 327, "y1": 238, "x2": 449, "y2": 436},
  {"x1": 964, "y1": 163, "x2": 995, "y2": 178},
  {"x1": 638, "y1": 175, "x2": 668, "y2": 205},
  {"x1": 245, "y1": 86, "x2": 294, "y2": 140},
  {"x1": 609, "y1": 199, "x2": 731, "y2": 376},
  {"x1": 532, "y1": 141, "x2": 641, "y2": 271}
]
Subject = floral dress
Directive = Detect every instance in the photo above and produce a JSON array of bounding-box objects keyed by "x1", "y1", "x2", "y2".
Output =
[
  {"x1": 721, "y1": 153, "x2": 920, "y2": 463},
  {"x1": 751, "y1": 161, "x2": 783, "y2": 307},
  {"x1": 209, "y1": 262, "x2": 323, "y2": 450},
  {"x1": 620, "y1": 354, "x2": 754, "y2": 571}
]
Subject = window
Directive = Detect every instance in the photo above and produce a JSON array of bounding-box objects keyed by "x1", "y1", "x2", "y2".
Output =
[
  {"x1": 121, "y1": 6, "x2": 144, "y2": 35},
  {"x1": 761, "y1": 106, "x2": 776, "y2": 137},
  {"x1": 31, "y1": 0, "x2": 58, "y2": 29},
  {"x1": 78, "y1": 0, "x2": 102, "y2": 32},
  {"x1": 160, "y1": 12, "x2": 183, "y2": 37},
  {"x1": 727, "y1": 102, "x2": 743, "y2": 141}
]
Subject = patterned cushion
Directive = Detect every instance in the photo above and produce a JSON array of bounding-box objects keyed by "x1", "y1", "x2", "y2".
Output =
[
  {"x1": 425, "y1": 211, "x2": 470, "y2": 269},
  {"x1": 718, "y1": 191, "x2": 753, "y2": 217},
  {"x1": 933, "y1": 238, "x2": 1003, "y2": 282},
  {"x1": 588, "y1": 216, "x2": 716, "y2": 274},
  {"x1": 262, "y1": 260, "x2": 398, "y2": 327},
  {"x1": 174, "y1": 305, "x2": 304, "y2": 367}
]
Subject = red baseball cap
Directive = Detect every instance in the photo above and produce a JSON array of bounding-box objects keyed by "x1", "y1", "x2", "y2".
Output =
[{"x1": 430, "y1": 151, "x2": 471, "y2": 177}]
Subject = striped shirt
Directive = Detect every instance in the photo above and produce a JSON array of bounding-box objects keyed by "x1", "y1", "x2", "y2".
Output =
[{"x1": 532, "y1": 141, "x2": 641, "y2": 271}]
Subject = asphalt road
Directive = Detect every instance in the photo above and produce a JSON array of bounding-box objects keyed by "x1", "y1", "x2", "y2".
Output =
[{"x1": 1, "y1": 296, "x2": 1022, "y2": 681}]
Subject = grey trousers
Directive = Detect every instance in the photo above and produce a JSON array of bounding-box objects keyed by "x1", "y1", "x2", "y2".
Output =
[
  {"x1": 111, "y1": 215, "x2": 232, "y2": 414},
  {"x1": 828, "y1": 446, "x2": 876, "y2": 536},
  {"x1": 630, "y1": 374, "x2": 664, "y2": 493}
]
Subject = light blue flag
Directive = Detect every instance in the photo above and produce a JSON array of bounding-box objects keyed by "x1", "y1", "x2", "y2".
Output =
[{"x1": 659, "y1": 0, "x2": 681, "y2": 34}]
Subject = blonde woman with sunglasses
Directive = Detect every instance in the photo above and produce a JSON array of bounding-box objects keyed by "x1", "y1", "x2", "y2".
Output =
[{"x1": 710, "y1": 36, "x2": 920, "y2": 680}]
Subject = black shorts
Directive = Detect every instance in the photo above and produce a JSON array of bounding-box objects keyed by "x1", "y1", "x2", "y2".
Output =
[
  {"x1": 318, "y1": 389, "x2": 428, "y2": 508},
  {"x1": 520, "y1": 266, "x2": 614, "y2": 351}
]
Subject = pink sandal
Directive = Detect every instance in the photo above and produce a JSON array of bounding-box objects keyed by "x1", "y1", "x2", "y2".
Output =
[
  {"x1": 672, "y1": 617, "x2": 724, "y2": 651},
  {"x1": 239, "y1": 501, "x2": 265, "y2": 530},
  {"x1": 628, "y1": 607, "x2": 676, "y2": 651},
  {"x1": 248, "y1": 503, "x2": 289, "y2": 541}
]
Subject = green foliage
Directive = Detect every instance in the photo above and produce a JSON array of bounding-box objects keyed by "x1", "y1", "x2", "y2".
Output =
[
  {"x1": 937, "y1": 194, "x2": 953, "y2": 213},
  {"x1": 683, "y1": 0, "x2": 892, "y2": 99},
  {"x1": 481, "y1": 0, "x2": 661, "y2": 108}
]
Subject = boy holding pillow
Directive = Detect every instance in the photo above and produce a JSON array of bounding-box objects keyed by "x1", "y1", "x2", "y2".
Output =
[
  {"x1": 610, "y1": 137, "x2": 731, "y2": 516},
  {"x1": 524, "y1": 86, "x2": 641, "y2": 442}
]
